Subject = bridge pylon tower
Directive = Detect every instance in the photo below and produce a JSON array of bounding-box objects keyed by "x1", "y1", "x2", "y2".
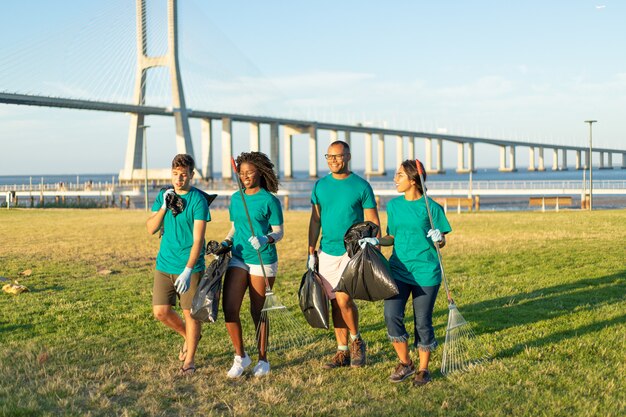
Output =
[{"x1": 120, "y1": 0, "x2": 199, "y2": 181}]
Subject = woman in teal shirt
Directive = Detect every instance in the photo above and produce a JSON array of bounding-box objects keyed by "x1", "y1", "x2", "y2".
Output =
[
  {"x1": 359, "y1": 159, "x2": 451, "y2": 386},
  {"x1": 220, "y1": 152, "x2": 284, "y2": 379}
]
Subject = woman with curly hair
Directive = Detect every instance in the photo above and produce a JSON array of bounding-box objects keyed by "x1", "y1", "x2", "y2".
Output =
[{"x1": 220, "y1": 151, "x2": 284, "y2": 378}]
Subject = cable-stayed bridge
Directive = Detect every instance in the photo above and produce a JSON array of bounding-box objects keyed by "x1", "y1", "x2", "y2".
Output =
[{"x1": 1, "y1": 0, "x2": 625, "y2": 183}]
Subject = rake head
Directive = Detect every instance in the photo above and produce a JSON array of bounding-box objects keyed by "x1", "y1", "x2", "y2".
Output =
[
  {"x1": 440, "y1": 303, "x2": 490, "y2": 375},
  {"x1": 255, "y1": 291, "x2": 316, "y2": 352}
]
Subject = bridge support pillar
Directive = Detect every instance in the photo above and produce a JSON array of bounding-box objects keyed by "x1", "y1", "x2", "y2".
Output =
[
  {"x1": 538, "y1": 147, "x2": 545, "y2": 171},
  {"x1": 528, "y1": 147, "x2": 536, "y2": 171},
  {"x1": 436, "y1": 139, "x2": 445, "y2": 174},
  {"x1": 552, "y1": 149, "x2": 559, "y2": 171},
  {"x1": 344, "y1": 131, "x2": 352, "y2": 169},
  {"x1": 309, "y1": 125, "x2": 318, "y2": 178},
  {"x1": 200, "y1": 118, "x2": 213, "y2": 180},
  {"x1": 283, "y1": 126, "x2": 297, "y2": 179},
  {"x1": 584, "y1": 150, "x2": 590, "y2": 170},
  {"x1": 270, "y1": 123, "x2": 280, "y2": 177},
  {"x1": 122, "y1": 0, "x2": 198, "y2": 181},
  {"x1": 599, "y1": 152, "x2": 605, "y2": 169},
  {"x1": 343, "y1": 131, "x2": 351, "y2": 149},
  {"x1": 249, "y1": 122, "x2": 260, "y2": 152},
  {"x1": 407, "y1": 136, "x2": 415, "y2": 160},
  {"x1": 575, "y1": 150, "x2": 582, "y2": 170},
  {"x1": 499, "y1": 145, "x2": 517, "y2": 172},
  {"x1": 607, "y1": 153, "x2": 613, "y2": 169},
  {"x1": 396, "y1": 135, "x2": 403, "y2": 167},
  {"x1": 365, "y1": 133, "x2": 373, "y2": 175},
  {"x1": 377, "y1": 133, "x2": 386, "y2": 175},
  {"x1": 424, "y1": 139, "x2": 444, "y2": 174},
  {"x1": 622, "y1": 153, "x2": 626, "y2": 169},
  {"x1": 221, "y1": 118, "x2": 232, "y2": 180},
  {"x1": 560, "y1": 149, "x2": 568, "y2": 170},
  {"x1": 456, "y1": 143, "x2": 475, "y2": 173},
  {"x1": 329, "y1": 129, "x2": 338, "y2": 144}
]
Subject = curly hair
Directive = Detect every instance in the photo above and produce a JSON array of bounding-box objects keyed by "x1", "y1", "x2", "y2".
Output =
[
  {"x1": 400, "y1": 159, "x2": 427, "y2": 195},
  {"x1": 235, "y1": 151, "x2": 280, "y2": 193}
]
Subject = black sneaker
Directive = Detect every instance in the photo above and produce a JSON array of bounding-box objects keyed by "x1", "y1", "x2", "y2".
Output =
[
  {"x1": 350, "y1": 337, "x2": 366, "y2": 367},
  {"x1": 389, "y1": 361, "x2": 415, "y2": 383},
  {"x1": 413, "y1": 369, "x2": 432, "y2": 386},
  {"x1": 322, "y1": 350, "x2": 350, "y2": 369}
]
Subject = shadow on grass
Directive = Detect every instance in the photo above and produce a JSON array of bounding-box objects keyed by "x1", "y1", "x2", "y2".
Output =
[
  {"x1": 27, "y1": 285, "x2": 65, "y2": 293},
  {"x1": 0, "y1": 322, "x2": 34, "y2": 334},
  {"x1": 457, "y1": 270, "x2": 625, "y2": 333},
  {"x1": 498, "y1": 313, "x2": 626, "y2": 359}
]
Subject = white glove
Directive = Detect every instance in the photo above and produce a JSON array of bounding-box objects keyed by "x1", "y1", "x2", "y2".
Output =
[
  {"x1": 174, "y1": 267, "x2": 193, "y2": 294},
  {"x1": 248, "y1": 235, "x2": 269, "y2": 250},
  {"x1": 161, "y1": 189, "x2": 175, "y2": 210},
  {"x1": 358, "y1": 237, "x2": 379, "y2": 248},
  {"x1": 427, "y1": 229, "x2": 443, "y2": 243},
  {"x1": 307, "y1": 253, "x2": 317, "y2": 270}
]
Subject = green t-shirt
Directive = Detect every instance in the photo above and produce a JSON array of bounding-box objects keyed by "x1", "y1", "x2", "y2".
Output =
[
  {"x1": 152, "y1": 187, "x2": 210, "y2": 274},
  {"x1": 386, "y1": 195, "x2": 451, "y2": 286},
  {"x1": 311, "y1": 173, "x2": 377, "y2": 256},
  {"x1": 229, "y1": 188, "x2": 283, "y2": 265}
]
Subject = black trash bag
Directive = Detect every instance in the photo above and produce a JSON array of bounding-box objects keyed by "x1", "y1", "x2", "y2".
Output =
[
  {"x1": 298, "y1": 268, "x2": 330, "y2": 330},
  {"x1": 334, "y1": 244, "x2": 398, "y2": 301},
  {"x1": 334, "y1": 221, "x2": 399, "y2": 302},
  {"x1": 191, "y1": 242, "x2": 230, "y2": 323},
  {"x1": 206, "y1": 239, "x2": 232, "y2": 256},
  {"x1": 343, "y1": 221, "x2": 380, "y2": 257}
]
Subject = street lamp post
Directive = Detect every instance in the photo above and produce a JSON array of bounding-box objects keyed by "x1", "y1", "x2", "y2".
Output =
[
  {"x1": 139, "y1": 124, "x2": 150, "y2": 212},
  {"x1": 584, "y1": 120, "x2": 597, "y2": 211}
]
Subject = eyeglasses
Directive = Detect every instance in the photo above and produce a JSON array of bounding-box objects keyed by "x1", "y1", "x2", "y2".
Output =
[{"x1": 324, "y1": 154, "x2": 346, "y2": 161}]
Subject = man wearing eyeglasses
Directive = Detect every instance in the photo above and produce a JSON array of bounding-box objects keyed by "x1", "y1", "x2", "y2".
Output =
[{"x1": 308, "y1": 140, "x2": 380, "y2": 369}]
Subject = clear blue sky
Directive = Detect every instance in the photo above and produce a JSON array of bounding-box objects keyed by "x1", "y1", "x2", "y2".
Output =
[{"x1": 1, "y1": 0, "x2": 624, "y2": 175}]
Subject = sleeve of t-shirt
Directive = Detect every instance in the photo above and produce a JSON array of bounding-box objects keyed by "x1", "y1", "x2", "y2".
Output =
[
  {"x1": 151, "y1": 190, "x2": 164, "y2": 212},
  {"x1": 361, "y1": 182, "x2": 377, "y2": 209},
  {"x1": 310, "y1": 180, "x2": 320, "y2": 205},
  {"x1": 430, "y1": 200, "x2": 452, "y2": 234},
  {"x1": 192, "y1": 193, "x2": 209, "y2": 222},
  {"x1": 268, "y1": 195, "x2": 284, "y2": 225}
]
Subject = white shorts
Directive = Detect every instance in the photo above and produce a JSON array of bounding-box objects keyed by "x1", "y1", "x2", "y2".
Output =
[
  {"x1": 228, "y1": 256, "x2": 279, "y2": 277},
  {"x1": 317, "y1": 250, "x2": 351, "y2": 300}
]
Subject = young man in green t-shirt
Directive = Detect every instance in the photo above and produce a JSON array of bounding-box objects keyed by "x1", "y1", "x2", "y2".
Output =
[
  {"x1": 146, "y1": 154, "x2": 209, "y2": 376},
  {"x1": 308, "y1": 141, "x2": 380, "y2": 368}
]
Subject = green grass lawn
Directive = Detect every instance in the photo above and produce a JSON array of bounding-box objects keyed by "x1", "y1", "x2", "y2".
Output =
[{"x1": 0, "y1": 208, "x2": 624, "y2": 416}]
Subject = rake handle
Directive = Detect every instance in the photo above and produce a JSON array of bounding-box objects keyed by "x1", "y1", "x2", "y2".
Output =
[
  {"x1": 415, "y1": 158, "x2": 453, "y2": 304},
  {"x1": 230, "y1": 157, "x2": 272, "y2": 292}
]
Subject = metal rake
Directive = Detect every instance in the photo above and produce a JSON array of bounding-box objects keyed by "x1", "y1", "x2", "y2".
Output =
[{"x1": 415, "y1": 158, "x2": 490, "y2": 375}]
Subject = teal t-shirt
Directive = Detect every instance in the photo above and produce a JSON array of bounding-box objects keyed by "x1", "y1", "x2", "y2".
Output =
[
  {"x1": 229, "y1": 188, "x2": 283, "y2": 265},
  {"x1": 386, "y1": 196, "x2": 451, "y2": 286},
  {"x1": 152, "y1": 187, "x2": 210, "y2": 274},
  {"x1": 311, "y1": 173, "x2": 377, "y2": 256}
]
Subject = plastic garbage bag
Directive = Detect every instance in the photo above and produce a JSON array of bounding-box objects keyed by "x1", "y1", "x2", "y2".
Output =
[
  {"x1": 334, "y1": 221, "x2": 399, "y2": 301},
  {"x1": 343, "y1": 220, "x2": 380, "y2": 257},
  {"x1": 298, "y1": 268, "x2": 330, "y2": 329},
  {"x1": 191, "y1": 241, "x2": 230, "y2": 323}
]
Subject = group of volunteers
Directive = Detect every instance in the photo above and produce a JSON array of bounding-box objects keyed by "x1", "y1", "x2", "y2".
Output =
[{"x1": 147, "y1": 140, "x2": 451, "y2": 386}]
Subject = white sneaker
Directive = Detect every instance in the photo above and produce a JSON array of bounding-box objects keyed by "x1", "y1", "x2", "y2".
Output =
[
  {"x1": 253, "y1": 360, "x2": 270, "y2": 377},
  {"x1": 227, "y1": 353, "x2": 251, "y2": 378}
]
